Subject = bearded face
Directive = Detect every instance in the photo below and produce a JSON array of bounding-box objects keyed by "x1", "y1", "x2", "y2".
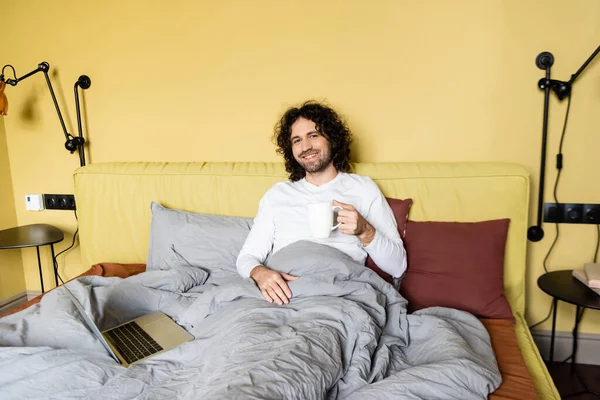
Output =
[{"x1": 290, "y1": 118, "x2": 333, "y2": 174}]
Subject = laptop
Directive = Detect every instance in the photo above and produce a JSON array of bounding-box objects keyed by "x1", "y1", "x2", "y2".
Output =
[{"x1": 63, "y1": 285, "x2": 194, "y2": 367}]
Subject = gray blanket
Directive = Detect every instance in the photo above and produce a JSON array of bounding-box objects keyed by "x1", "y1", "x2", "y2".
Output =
[{"x1": 0, "y1": 241, "x2": 501, "y2": 399}]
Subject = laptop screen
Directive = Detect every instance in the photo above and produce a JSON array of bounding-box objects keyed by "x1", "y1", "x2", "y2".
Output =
[{"x1": 62, "y1": 285, "x2": 120, "y2": 363}]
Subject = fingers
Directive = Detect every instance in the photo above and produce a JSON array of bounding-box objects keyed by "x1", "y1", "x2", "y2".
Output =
[
  {"x1": 332, "y1": 199, "x2": 353, "y2": 209},
  {"x1": 336, "y1": 211, "x2": 359, "y2": 233},
  {"x1": 269, "y1": 283, "x2": 290, "y2": 305},
  {"x1": 277, "y1": 276, "x2": 293, "y2": 299},
  {"x1": 335, "y1": 203, "x2": 358, "y2": 221},
  {"x1": 261, "y1": 289, "x2": 274, "y2": 303},
  {"x1": 258, "y1": 272, "x2": 295, "y2": 305},
  {"x1": 335, "y1": 206, "x2": 371, "y2": 236},
  {"x1": 264, "y1": 282, "x2": 290, "y2": 305},
  {"x1": 336, "y1": 212, "x2": 356, "y2": 224},
  {"x1": 333, "y1": 200, "x2": 362, "y2": 234},
  {"x1": 266, "y1": 288, "x2": 282, "y2": 304},
  {"x1": 281, "y1": 273, "x2": 298, "y2": 281}
]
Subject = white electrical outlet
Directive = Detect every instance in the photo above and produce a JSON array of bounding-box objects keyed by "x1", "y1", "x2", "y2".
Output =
[{"x1": 25, "y1": 194, "x2": 45, "y2": 211}]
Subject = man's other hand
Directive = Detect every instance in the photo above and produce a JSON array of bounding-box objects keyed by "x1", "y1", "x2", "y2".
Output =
[
  {"x1": 333, "y1": 199, "x2": 376, "y2": 246},
  {"x1": 249, "y1": 265, "x2": 298, "y2": 305}
]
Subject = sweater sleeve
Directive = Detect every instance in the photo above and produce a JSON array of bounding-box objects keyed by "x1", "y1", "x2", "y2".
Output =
[
  {"x1": 236, "y1": 193, "x2": 275, "y2": 278},
  {"x1": 362, "y1": 180, "x2": 407, "y2": 278}
]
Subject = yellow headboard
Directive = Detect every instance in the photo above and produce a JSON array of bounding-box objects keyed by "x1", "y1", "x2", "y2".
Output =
[{"x1": 74, "y1": 161, "x2": 529, "y2": 315}]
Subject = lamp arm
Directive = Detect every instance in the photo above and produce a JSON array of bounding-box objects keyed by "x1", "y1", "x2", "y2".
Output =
[
  {"x1": 538, "y1": 74, "x2": 551, "y2": 233},
  {"x1": 547, "y1": 44, "x2": 600, "y2": 100},
  {"x1": 6, "y1": 62, "x2": 46, "y2": 85},
  {"x1": 528, "y1": 55, "x2": 553, "y2": 242},
  {"x1": 5, "y1": 61, "x2": 93, "y2": 167},
  {"x1": 6, "y1": 62, "x2": 71, "y2": 143},
  {"x1": 568, "y1": 43, "x2": 600, "y2": 86},
  {"x1": 73, "y1": 76, "x2": 91, "y2": 167}
]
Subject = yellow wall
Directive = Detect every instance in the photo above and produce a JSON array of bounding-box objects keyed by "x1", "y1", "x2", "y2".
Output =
[
  {"x1": 1, "y1": 0, "x2": 599, "y2": 335},
  {"x1": 0, "y1": 116, "x2": 25, "y2": 300}
]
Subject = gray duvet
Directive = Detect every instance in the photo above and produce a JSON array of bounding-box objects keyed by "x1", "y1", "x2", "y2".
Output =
[{"x1": 0, "y1": 241, "x2": 501, "y2": 399}]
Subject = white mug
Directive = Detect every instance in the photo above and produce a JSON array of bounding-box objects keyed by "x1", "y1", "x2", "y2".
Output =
[{"x1": 307, "y1": 202, "x2": 343, "y2": 239}]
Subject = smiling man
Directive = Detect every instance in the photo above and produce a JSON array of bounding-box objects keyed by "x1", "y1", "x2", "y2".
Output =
[{"x1": 236, "y1": 100, "x2": 407, "y2": 305}]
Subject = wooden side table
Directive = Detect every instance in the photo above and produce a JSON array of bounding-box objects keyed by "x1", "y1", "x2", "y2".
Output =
[
  {"x1": 0, "y1": 224, "x2": 64, "y2": 293},
  {"x1": 538, "y1": 269, "x2": 600, "y2": 398}
]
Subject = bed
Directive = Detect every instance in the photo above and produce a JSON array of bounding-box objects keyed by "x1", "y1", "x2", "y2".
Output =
[{"x1": 0, "y1": 161, "x2": 560, "y2": 399}]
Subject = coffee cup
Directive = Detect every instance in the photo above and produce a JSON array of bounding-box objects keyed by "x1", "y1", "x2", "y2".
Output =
[{"x1": 307, "y1": 202, "x2": 343, "y2": 239}]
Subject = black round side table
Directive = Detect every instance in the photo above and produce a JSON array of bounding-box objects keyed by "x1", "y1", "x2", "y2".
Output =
[
  {"x1": 538, "y1": 269, "x2": 600, "y2": 398},
  {"x1": 0, "y1": 224, "x2": 64, "y2": 293}
]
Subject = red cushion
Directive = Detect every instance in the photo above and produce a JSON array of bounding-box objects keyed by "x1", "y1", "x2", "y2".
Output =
[
  {"x1": 400, "y1": 219, "x2": 514, "y2": 321},
  {"x1": 365, "y1": 197, "x2": 413, "y2": 283}
]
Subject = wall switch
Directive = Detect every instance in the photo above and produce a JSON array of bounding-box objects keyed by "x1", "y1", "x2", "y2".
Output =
[
  {"x1": 25, "y1": 194, "x2": 45, "y2": 211},
  {"x1": 543, "y1": 203, "x2": 563, "y2": 223}
]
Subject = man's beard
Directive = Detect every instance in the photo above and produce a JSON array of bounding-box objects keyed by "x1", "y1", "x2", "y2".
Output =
[{"x1": 296, "y1": 148, "x2": 333, "y2": 174}]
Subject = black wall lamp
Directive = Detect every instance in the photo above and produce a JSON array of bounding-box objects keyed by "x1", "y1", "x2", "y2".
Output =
[
  {"x1": 528, "y1": 44, "x2": 600, "y2": 242},
  {"x1": 0, "y1": 62, "x2": 91, "y2": 167}
]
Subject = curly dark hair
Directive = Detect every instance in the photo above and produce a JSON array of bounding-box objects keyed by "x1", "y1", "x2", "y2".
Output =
[{"x1": 273, "y1": 100, "x2": 353, "y2": 182}]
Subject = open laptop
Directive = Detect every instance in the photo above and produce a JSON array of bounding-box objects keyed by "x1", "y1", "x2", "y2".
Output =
[{"x1": 63, "y1": 285, "x2": 194, "y2": 367}]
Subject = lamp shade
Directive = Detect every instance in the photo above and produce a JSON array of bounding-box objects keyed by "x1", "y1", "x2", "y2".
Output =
[{"x1": 0, "y1": 80, "x2": 7, "y2": 115}]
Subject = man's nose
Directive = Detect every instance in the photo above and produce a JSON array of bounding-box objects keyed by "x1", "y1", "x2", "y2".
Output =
[{"x1": 300, "y1": 139, "x2": 312, "y2": 151}]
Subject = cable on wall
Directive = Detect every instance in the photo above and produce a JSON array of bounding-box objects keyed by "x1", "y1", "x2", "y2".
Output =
[{"x1": 52, "y1": 210, "x2": 79, "y2": 286}]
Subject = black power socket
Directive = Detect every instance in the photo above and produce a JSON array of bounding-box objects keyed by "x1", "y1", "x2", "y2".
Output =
[
  {"x1": 544, "y1": 202, "x2": 600, "y2": 224},
  {"x1": 44, "y1": 194, "x2": 76, "y2": 210},
  {"x1": 584, "y1": 204, "x2": 600, "y2": 224}
]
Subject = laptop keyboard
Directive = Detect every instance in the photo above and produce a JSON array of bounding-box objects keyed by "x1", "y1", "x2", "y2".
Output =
[{"x1": 104, "y1": 321, "x2": 163, "y2": 364}]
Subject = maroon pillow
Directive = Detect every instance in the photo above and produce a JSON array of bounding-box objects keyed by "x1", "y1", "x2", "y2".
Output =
[
  {"x1": 365, "y1": 197, "x2": 413, "y2": 283},
  {"x1": 399, "y1": 219, "x2": 514, "y2": 321}
]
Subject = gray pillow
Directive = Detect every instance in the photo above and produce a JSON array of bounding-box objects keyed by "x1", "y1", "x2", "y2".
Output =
[{"x1": 146, "y1": 202, "x2": 253, "y2": 272}]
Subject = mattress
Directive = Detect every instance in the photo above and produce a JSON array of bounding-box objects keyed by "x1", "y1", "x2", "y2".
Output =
[{"x1": 484, "y1": 319, "x2": 539, "y2": 399}]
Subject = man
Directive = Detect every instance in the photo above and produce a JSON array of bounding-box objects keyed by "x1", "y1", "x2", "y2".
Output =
[{"x1": 236, "y1": 100, "x2": 407, "y2": 305}]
